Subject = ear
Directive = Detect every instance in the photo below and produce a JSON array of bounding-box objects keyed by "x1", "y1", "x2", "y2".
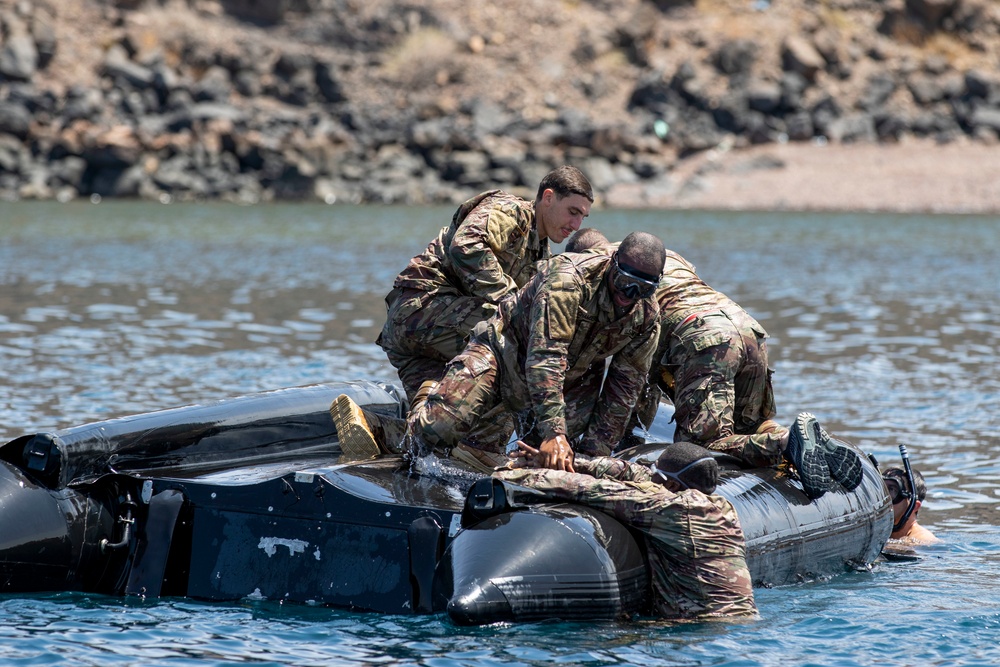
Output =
[
  {"x1": 540, "y1": 188, "x2": 555, "y2": 207},
  {"x1": 912, "y1": 499, "x2": 922, "y2": 516}
]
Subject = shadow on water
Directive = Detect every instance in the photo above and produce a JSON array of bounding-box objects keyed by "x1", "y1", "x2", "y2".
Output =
[{"x1": 1, "y1": 201, "x2": 999, "y2": 666}]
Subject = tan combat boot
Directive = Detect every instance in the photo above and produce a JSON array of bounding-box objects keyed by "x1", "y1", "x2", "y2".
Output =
[
  {"x1": 330, "y1": 396, "x2": 410, "y2": 459},
  {"x1": 330, "y1": 394, "x2": 382, "y2": 460}
]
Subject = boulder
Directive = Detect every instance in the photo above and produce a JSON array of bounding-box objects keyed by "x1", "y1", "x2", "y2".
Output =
[
  {"x1": 0, "y1": 20, "x2": 37, "y2": 80},
  {"x1": 782, "y1": 35, "x2": 825, "y2": 82},
  {"x1": 905, "y1": 0, "x2": 957, "y2": 27},
  {"x1": 0, "y1": 102, "x2": 31, "y2": 139}
]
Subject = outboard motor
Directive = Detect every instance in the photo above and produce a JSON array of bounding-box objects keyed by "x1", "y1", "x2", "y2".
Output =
[{"x1": 434, "y1": 478, "x2": 648, "y2": 625}]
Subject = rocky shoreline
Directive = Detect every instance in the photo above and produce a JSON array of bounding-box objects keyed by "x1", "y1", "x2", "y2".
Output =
[{"x1": 1, "y1": 0, "x2": 998, "y2": 211}]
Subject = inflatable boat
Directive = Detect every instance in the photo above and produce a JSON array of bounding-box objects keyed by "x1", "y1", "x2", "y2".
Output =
[{"x1": 0, "y1": 381, "x2": 892, "y2": 624}]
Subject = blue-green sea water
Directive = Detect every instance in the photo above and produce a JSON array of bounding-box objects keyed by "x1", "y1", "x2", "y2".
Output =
[{"x1": 1, "y1": 202, "x2": 998, "y2": 666}]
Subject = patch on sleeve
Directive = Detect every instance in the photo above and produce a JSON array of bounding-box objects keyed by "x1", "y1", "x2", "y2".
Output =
[{"x1": 545, "y1": 281, "x2": 578, "y2": 341}]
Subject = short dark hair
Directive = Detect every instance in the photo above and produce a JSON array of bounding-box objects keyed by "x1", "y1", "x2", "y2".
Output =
[
  {"x1": 565, "y1": 227, "x2": 609, "y2": 253},
  {"x1": 618, "y1": 231, "x2": 666, "y2": 276},
  {"x1": 883, "y1": 466, "x2": 927, "y2": 501},
  {"x1": 536, "y1": 165, "x2": 594, "y2": 204},
  {"x1": 654, "y1": 442, "x2": 719, "y2": 494}
]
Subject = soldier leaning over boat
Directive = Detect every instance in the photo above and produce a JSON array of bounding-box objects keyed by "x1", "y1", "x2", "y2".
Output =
[
  {"x1": 566, "y1": 228, "x2": 865, "y2": 501},
  {"x1": 333, "y1": 231, "x2": 665, "y2": 473},
  {"x1": 332, "y1": 165, "x2": 594, "y2": 462}
]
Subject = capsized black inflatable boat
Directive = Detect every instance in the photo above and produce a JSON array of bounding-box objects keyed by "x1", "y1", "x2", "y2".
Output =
[{"x1": 0, "y1": 381, "x2": 892, "y2": 624}]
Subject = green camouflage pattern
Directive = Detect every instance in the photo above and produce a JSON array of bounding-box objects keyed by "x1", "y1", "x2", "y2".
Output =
[
  {"x1": 495, "y1": 458, "x2": 757, "y2": 620},
  {"x1": 378, "y1": 286, "x2": 498, "y2": 400},
  {"x1": 644, "y1": 251, "x2": 781, "y2": 467},
  {"x1": 410, "y1": 252, "x2": 660, "y2": 457},
  {"x1": 377, "y1": 190, "x2": 549, "y2": 400}
]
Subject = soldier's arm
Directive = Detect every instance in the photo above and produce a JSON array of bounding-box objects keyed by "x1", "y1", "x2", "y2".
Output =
[
  {"x1": 524, "y1": 272, "x2": 580, "y2": 441},
  {"x1": 580, "y1": 321, "x2": 660, "y2": 453},
  {"x1": 494, "y1": 468, "x2": 668, "y2": 527},
  {"x1": 448, "y1": 203, "x2": 522, "y2": 302},
  {"x1": 574, "y1": 456, "x2": 654, "y2": 483}
]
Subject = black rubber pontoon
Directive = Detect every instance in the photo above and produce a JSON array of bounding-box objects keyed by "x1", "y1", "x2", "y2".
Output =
[{"x1": 0, "y1": 381, "x2": 892, "y2": 624}]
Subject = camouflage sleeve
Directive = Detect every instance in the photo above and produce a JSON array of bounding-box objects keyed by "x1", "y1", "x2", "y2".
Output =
[
  {"x1": 580, "y1": 320, "x2": 660, "y2": 452},
  {"x1": 524, "y1": 270, "x2": 581, "y2": 440},
  {"x1": 574, "y1": 456, "x2": 654, "y2": 483},
  {"x1": 494, "y1": 467, "x2": 671, "y2": 530},
  {"x1": 448, "y1": 202, "x2": 522, "y2": 303}
]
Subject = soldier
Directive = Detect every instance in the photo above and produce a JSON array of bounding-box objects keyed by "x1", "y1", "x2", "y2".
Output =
[
  {"x1": 377, "y1": 165, "x2": 593, "y2": 403},
  {"x1": 565, "y1": 229, "x2": 863, "y2": 500},
  {"x1": 406, "y1": 231, "x2": 666, "y2": 473},
  {"x1": 883, "y1": 466, "x2": 939, "y2": 544},
  {"x1": 497, "y1": 441, "x2": 758, "y2": 620},
  {"x1": 332, "y1": 166, "x2": 594, "y2": 460}
]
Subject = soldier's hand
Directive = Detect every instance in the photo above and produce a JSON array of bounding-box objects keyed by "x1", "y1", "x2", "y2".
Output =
[
  {"x1": 507, "y1": 440, "x2": 540, "y2": 468},
  {"x1": 538, "y1": 435, "x2": 575, "y2": 473}
]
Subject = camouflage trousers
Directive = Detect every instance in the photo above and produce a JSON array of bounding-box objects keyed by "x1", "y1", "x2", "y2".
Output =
[
  {"x1": 408, "y1": 339, "x2": 605, "y2": 457},
  {"x1": 376, "y1": 286, "x2": 497, "y2": 402},
  {"x1": 648, "y1": 309, "x2": 782, "y2": 467}
]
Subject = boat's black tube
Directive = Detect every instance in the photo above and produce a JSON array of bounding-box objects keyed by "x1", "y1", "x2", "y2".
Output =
[
  {"x1": 436, "y1": 500, "x2": 648, "y2": 625},
  {"x1": 0, "y1": 460, "x2": 120, "y2": 593},
  {"x1": 0, "y1": 381, "x2": 404, "y2": 489}
]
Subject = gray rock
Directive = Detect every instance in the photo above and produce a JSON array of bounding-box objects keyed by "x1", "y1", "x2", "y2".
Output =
[
  {"x1": 0, "y1": 101, "x2": 31, "y2": 139},
  {"x1": 782, "y1": 35, "x2": 825, "y2": 81},
  {"x1": 714, "y1": 39, "x2": 757, "y2": 76},
  {"x1": 859, "y1": 72, "x2": 897, "y2": 111},
  {"x1": 970, "y1": 107, "x2": 1000, "y2": 134},
  {"x1": 50, "y1": 156, "x2": 88, "y2": 188},
  {"x1": 747, "y1": 80, "x2": 783, "y2": 113},
  {"x1": 193, "y1": 66, "x2": 233, "y2": 103},
  {"x1": 31, "y1": 11, "x2": 56, "y2": 69},
  {"x1": 826, "y1": 113, "x2": 876, "y2": 143},
  {"x1": 103, "y1": 45, "x2": 155, "y2": 89},
  {"x1": 786, "y1": 111, "x2": 814, "y2": 141},
  {"x1": 905, "y1": 0, "x2": 957, "y2": 27},
  {"x1": 314, "y1": 60, "x2": 345, "y2": 103},
  {"x1": 0, "y1": 28, "x2": 37, "y2": 80}
]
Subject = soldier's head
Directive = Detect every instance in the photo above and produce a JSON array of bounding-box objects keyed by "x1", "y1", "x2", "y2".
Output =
[
  {"x1": 608, "y1": 231, "x2": 664, "y2": 315},
  {"x1": 565, "y1": 227, "x2": 609, "y2": 253},
  {"x1": 534, "y1": 166, "x2": 594, "y2": 244},
  {"x1": 883, "y1": 465, "x2": 928, "y2": 536},
  {"x1": 651, "y1": 442, "x2": 719, "y2": 494}
]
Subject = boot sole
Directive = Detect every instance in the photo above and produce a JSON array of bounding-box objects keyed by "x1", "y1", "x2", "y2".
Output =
[
  {"x1": 823, "y1": 437, "x2": 864, "y2": 491},
  {"x1": 330, "y1": 394, "x2": 380, "y2": 461},
  {"x1": 787, "y1": 412, "x2": 832, "y2": 499}
]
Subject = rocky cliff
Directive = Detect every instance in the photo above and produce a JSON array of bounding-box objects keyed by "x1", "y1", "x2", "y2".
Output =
[{"x1": 1, "y1": 0, "x2": 998, "y2": 206}]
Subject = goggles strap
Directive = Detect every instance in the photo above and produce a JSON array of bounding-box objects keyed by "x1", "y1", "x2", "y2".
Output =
[{"x1": 651, "y1": 456, "x2": 715, "y2": 489}]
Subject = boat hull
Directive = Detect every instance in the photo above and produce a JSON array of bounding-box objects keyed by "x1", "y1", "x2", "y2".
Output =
[{"x1": 0, "y1": 381, "x2": 892, "y2": 623}]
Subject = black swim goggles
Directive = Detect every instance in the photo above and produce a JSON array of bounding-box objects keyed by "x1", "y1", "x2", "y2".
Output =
[
  {"x1": 882, "y1": 475, "x2": 913, "y2": 505},
  {"x1": 611, "y1": 254, "x2": 660, "y2": 301}
]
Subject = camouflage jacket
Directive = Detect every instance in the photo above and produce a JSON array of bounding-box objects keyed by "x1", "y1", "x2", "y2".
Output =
[
  {"x1": 392, "y1": 190, "x2": 549, "y2": 303},
  {"x1": 486, "y1": 251, "x2": 660, "y2": 451},
  {"x1": 496, "y1": 458, "x2": 757, "y2": 620},
  {"x1": 657, "y1": 250, "x2": 766, "y2": 336}
]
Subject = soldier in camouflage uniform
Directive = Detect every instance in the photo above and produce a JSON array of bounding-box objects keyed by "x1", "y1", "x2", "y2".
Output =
[
  {"x1": 566, "y1": 230, "x2": 863, "y2": 500},
  {"x1": 497, "y1": 441, "x2": 758, "y2": 620},
  {"x1": 407, "y1": 231, "x2": 666, "y2": 471},
  {"x1": 331, "y1": 167, "x2": 594, "y2": 462},
  {"x1": 376, "y1": 165, "x2": 594, "y2": 403},
  {"x1": 645, "y1": 248, "x2": 786, "y2": 468}
]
